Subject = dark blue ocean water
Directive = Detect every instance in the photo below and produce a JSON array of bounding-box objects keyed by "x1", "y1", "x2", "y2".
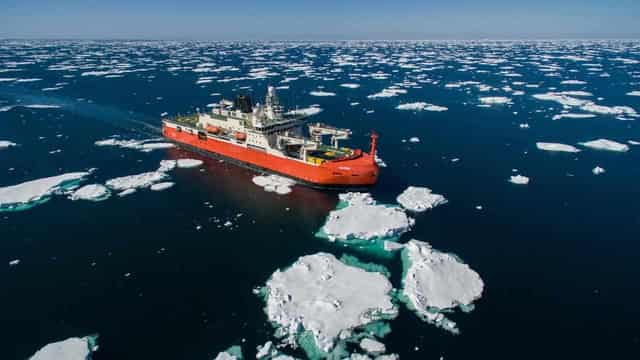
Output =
[{"x1": 1, "y1": 40, "x2": 640, "y2": 359}]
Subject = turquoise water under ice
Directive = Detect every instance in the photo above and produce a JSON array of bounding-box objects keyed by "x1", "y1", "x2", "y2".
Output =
[{"x1": 1, "y1": 40, "x2": 640, "y2": 359}]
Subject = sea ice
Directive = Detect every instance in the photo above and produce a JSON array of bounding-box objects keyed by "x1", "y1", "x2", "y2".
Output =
[
  {"x1": 0, "y1": 140, "x2": 17, "y2": 149},
  {"x1": 627, "y1": 91, "x2": 640, "y2": 97},
  {"x1": 340, "y1": 83, "x2": 360, "y2": 89},
  {"x1": 536, "y1": 142, "x2": 581, "y2": 153},
  {"x1": 319, "y1": 193, "x2": 414, "y2": 241},
  {"x1": 0, "y1": 172, "x2": 90, "y2": 212},
  {"x1": 396, "y1": 102, "x2": 448, "y2": 112},
  {"x1": 150, "y1": 182, "x2": 175, "y2": 191},
  {"x1": 396, "y1": 186, "x2": 448, "y2": 212},
  {"x1": 310, "y1": 91, "x2": 336, "y2": 97},
  {"x1": 262, "y1": 253, "x2": 397, "y2": 355},
  {"x1": 105, "y1": 171, "x2": 168, "y2": 191},
  {"x1": 252, "y1": 175, "x2": 295, "y2": 195},
  {"x1": 359, "y1": 338, "x2": 386, "y2": 355},
  {"x1": 177, "y1": 159, "x2": 203, "y2": 168},
  {"x1": 578, "y1": 139, "x2": 629, "y2": 152},
  {"x1": 400, "y1": 240, "x2": 484, "y2": 334},
  {"x1": 408, "y1": 137, "x2": 420, "y2": 143},
  {"x1": 285, "y1": 106, "x2": 323, "y2": 117},
  {"x1": 214, "y1": 345, "x2": 244, "y2": 360},
  {"x1": 509, "y1": 175, "x2": 530, "y2": 185},
  {"x1": 68, "y1": 184, "x2": 111, "y2": 201},
  {"x1": 592, "y1": 166, "x2": 605, "y2": 175},
  {"x1": 95, "y1": 138, "x2": 175, "y2": 152},
  {"x1": 552, "y1": 113, "x2": 596, "y2": 120},
  {"x1": 29, "y1": 335, "x2": 98, "y2": 360},
  {"x1": 479, "y1": 96, "x2": 512, "y2": 105}
]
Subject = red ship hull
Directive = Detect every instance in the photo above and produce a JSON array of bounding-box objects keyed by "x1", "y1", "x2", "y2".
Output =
[{"x1": 163, "y1": 124, "x2": 379, "y2": 186}]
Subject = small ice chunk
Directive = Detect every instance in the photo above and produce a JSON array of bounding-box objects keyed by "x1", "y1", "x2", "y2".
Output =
[
  {"x1": 552, "y1": 113, "x2": 596, "y2": 120},
  {"x1": 285, "y1": 106, "x2": 323, "y2": 117},
  {"x1": 627, "y1": 91, "x2": 640, "y2": 97},
  {"x1": 214, "y1": 345, "x2": 243, "y2": 360},
  {"x1": 68, "y1": 184, "x2": 111, "y2": 201},
  {"x1": 401, "y1": 240, "x2": 484, "y2": 334},
  {"x1": 340, "y1": 83, "x2": 360, "y2": 89},
  {"x1": 177, "y1": 159, "x2": 203, "y2": 168},
  {"x1": 29, "y1": 335, "x2": 98, "y2": 360},
  {"x1": 592, "y1": 166, "x2": 605, "y2": 175},
  {"x1": 479, "y1": 96, "x2": 512, "y2": 105},
  {"x1": 396, "y1": 186, "x2": 448, "y2": 212},
  {"x1": 263, "y1": 253, "x2": 397, "y2": 353},
  {"x1": 374, "y1": 154, "x2": 387, "y2": 168},
  {"x1": 150, "y1": 182, "x2": 175, "y2": 191},
  {"x1": 509, "y1": 175, "x2": 530, "y2": 185},
  {"x1": 310, "y1": 90, "x2": 336, "y2": 97},
  {"x1": 9, "y1": 259, "x2": 20, "y2": 266},
  {"x1": 579, "y1": 139, "x2": 629, "y2": 152},
  {"x1": 396, "y1": 102, "x2": 448, "y2": 112},
  {"x1": 252, "y1": 175, "x2": 295, "y2": 195},
  {"x1": 408, "y1": 137, "x2": 420, "y2": 143},
  {"x1": 359, "y1": 338, "x2": 386, "y2": 355},
  {"x1": 117, "y1": 189, "x2": 136, "y2": 197},
  {"x1": 0, "y1": 140, "x2": 17, "y2": 149},
  {"x1": 105, "y1": 171, "x2": 168, "y2": 191},
  {"x1": 536, "y1": 142, "x2": 581, "y2": 153}
]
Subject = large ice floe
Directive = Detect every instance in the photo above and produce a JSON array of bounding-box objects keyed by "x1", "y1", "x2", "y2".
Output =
[
  {"x1": 252, "y1": 175, "x2": 296, "y2": 195},
  {"x1": 29, "y1": 335, "x2": 98, "y2": 360},
  {"x1": 536, "y1": 142, "x2": 581, "y2": 153},
  {"x1": 317, "y1": 193, "x2": 414, "y2": 244},
  {"x1": 68, "y1": 184, "x2": 111, "y2": 201},
  {"x1": 533, "y1": 92, "x2": 638, "y2": 118},
  {"x1": 395, "y1": 102, "x2": 448, "y2": 112},
  {"x1": 0, "y1": 172, "x2": 90, "y2": 212},
  {"x1": 260, "y1": 253, "x2": 397, "y2": 358},
  {"x1": 396, "y1": 186, "x2": 448, "y2": 212},
  {"x1": 94, "y1": 137, "x2": 175, "y2": 152},
  {"x1": 479, "y1": 96, "x2": 512, "y2": 105},
  {"x1": 578, "y1": 139, "x2": 629, "y2": 152},
  {"x1": 400, "y1": 240, "x2": 484, "y2": 334},
  {"x1": 213, "y1": 345, "x2": 244, "y2": 360}
]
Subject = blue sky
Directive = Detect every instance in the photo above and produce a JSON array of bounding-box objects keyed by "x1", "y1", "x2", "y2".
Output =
[{"x1": 1, "y1": 0, "x2": 638, "y2": 39}]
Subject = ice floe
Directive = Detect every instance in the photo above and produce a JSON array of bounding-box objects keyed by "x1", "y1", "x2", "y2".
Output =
[
  {"x1": 105, "y1": 171, "x2": 168, "y2": 191},
  {"x1": 536, "y1": 142, "x2": 581, "y2": 153},
  {"x1": 68, "y1": 184, "x2": 111, "y2": 201},
  {"x1": 367, "y1": 87, "x2": 407, "y2": 99},
  {"x1": 150, "y1": 182, "x2": 175, "y2": 191},
  {"x1": 177, "y1": 159, "x2": 203, "y2": 168},
  {"x1": 261, "y1": 253, "x2": 397, "y2": 355},
  {"x1": 509, "y1": 175, "x2": 530, "y2": 185},
  {"x1": 285, "y1": 106, "x2": 323, "y2": 117},
  {"x1": 340, "y1": 83, "x2": 360, "y2": 89},
  {"x1": 252, "y1": 175, "x2": 295, "y2": 195},
  {"x1": 400, "y1": 240, "x2": 484, "y2": 334},
  {"x1": 29, "y1": 335, "x2": 98, "y2": 360},
  {"x1": 396, "y1": 186, "x2": 448, "y2": 212},
  {"x1": 0, "y1": 172, "x2": 90, "y2": 212},
  {"x1": 592, "y1": 166, "x2": 605, "y2": 175},
  {"x1": 95, "y1": 137, "x2": 175, "y2": 152},
  {"x1": 396, "y1": 102, "x2": 448, "y2": 112},
  {"x1": 552, "y1": 113, "x2": 596, "y2": 120},
  {"x1": 627, "y1": 91, "x2": 640, "y2": 97},
  {"x1": 318, "y1": 193, "x2": 414, "y2": 242},
  {"x1": 479, "y1": 96, "x2": 512, "y2": 105},
  {"x1": 359, "y1": 338, "x2": 386, "y2": 355},
  {"x1": 0, "y1": 140, "x2": 17, "y2": 149},
  {"x1": 310, "y1": 91, "x2": 336, "y2": 97},
  {"x1": 213, "y1": 345, "x2": 244, "y2": 360},
  {"x1": 578, "y1": 139, "x2": 629, "y2": 152}
]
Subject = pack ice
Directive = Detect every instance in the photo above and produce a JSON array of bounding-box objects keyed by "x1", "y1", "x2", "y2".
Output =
[
  {"x1": 400, "y1": 240, "x2": 484, "y2": 334},
  {"x1": 262, "y1": 253, "x2": 397, "y2": 355},
  {"x1": 0, "y1": 172, "x2": 90, "y2": 212},
  {"x1": 396, "y1": 186, "x2": 448, "y2": 212},
  {"x1": 319, "y1": 193, "x2": 414, "y2": 241},
  {"x1": 29, "y1": 335, "x2": 98, "y2": 360}
]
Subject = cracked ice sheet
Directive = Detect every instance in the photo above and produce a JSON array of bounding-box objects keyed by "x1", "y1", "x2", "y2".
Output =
[
  {"x1": 0, "y1": 172, "x2": 90, "y2": 212},
  {"x1": 318, "y1": 193, "x2": 414, "y2": 242},
  {"x1": 262, "y1": 253, "x2": 397, "y2": 355},
  {"x1": 400, "y1": 240, "x2": 484, "y2": 334}
]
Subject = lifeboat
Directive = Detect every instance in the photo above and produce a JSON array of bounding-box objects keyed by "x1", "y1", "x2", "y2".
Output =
[
  {"x1": 206, "y1": 125, "x2": 220, "y2": 134},
  {"x1": 235, "y1": 132, "x2": 247, "y2": 141}
]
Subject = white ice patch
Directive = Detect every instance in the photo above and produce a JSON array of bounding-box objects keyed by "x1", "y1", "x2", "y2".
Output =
[
  {"x1": 68, "y1": 184, "x2": 111, "y2": 201},
  {"x1": 552, "y1": 113, "x2": 596, "y2": 120},
  {"x1": 340, "y1": 83, "x2": 360, "y2": 89},
  {"x1": 509, "y1": 175, "x2": 530, "y2": 185},
  {"x1": 95, "y1": 137, "x2": 175, "y2": 152},
  {"x1": 627, "y1": 91, "x2": 640, "y2": 97},
  {"x1": 396, "y1": 186, "x2": 448, "y2": 212},
  {"x1": 367, "y1": 87, "x2": 407, "y2": 99},
  {"x1": 579, "y1": 139, "x2": 629, "y2": 152},
  {"x1": 252, "y1": 175, "x2": 295, "y2": 195},
  {"x1": 177, "y1": 159, "x2": 203, "y2": 168},
  {"x1": 359, "y1": 338, "x2": 386, "y2": 355},
  {"x1": 321, "y1": 193, "x2": 414, "y2": 241},
  {"x1": 150, "y1": 182, "x2": 175, "y2": 191},
  {"x1": 0, "y1": 140, "x2": 17, "y2": 149},
  {"x1": 0, "y1": 172, "x2": 90, "y2": 211},
  {"x1": 310, "y1": 91, "x2": 336, "y2": 97},
  {"x1": 592, "y1": 166, "x2": 605, "y2": 175},
  {"x1": 396, "y1": 102, "x2": 448, "y2": 112},
  {"x1": 285, "y1": 106, "x2": 323, "y2": 117},
  {"x1": 479, "y1": 96, "x2": 512, "y2": 105},
  {"x1": 536, "y1": 142, "x2": 581, "y2": 153},
  {"x1": 263, "y1": 253, "x2": 397, "y2": 353},
  {"x1": 29, "y1": 336, "x2": 97, "y2": 360},
  {"x1": 401, "y1": 240, "x2": 484, "y2": 334},
  {"x1": 105, "y1": 171, "x2": 168, "y2": 191}
]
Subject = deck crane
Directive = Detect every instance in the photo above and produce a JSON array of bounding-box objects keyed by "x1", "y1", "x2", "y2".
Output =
[{"x1": 308, "y1": 122, "x2": 352, "y2": 148}]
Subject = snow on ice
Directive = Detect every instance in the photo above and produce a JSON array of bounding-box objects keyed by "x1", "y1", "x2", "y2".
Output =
[
  {"x1": 0, "y1": 172, "x2": 90, "y2": 212},
  {"x1": 396, "y1": 186, "x2": 448, "y2": 212},
  {"x1": 509, "y1": 175, "x2": 530, "y2": 185},
  {"x1": 68, "y1": 184, "x2": 111, "y2": 201},
  {"x1": 252, "y1": 175, "x2": 295, "y2": 195},
  {"x1": 536, "y1": 142, "x2": 581, "y2": 153},
  {"x1": 579, "y1": 139, "x2": 629, "y2": 152},
  {"x1": 29, "y1": 335, "x2": 98, "y2": 360}
]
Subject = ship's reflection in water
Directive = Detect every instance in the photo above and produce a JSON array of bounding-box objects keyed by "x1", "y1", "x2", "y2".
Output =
[{"x1": 165, "y1": 147, "x2": 338, "y2": 225}]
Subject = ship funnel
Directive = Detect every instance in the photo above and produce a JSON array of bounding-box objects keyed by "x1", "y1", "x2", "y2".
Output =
[{"x1": 234, "y1": 94, "x2": 253, "y2": 113}]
